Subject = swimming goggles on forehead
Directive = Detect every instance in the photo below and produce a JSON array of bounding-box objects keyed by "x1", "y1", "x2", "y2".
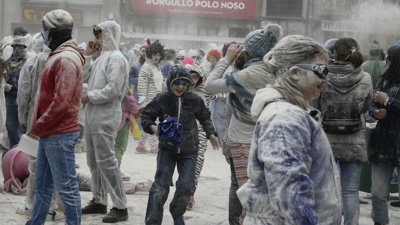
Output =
[
  {"x1": 172, "y1": 80, "x2": 190, "y2": 87},
  {"x1": 275, "y1": 64, "x2": 329, "y2": 79}
]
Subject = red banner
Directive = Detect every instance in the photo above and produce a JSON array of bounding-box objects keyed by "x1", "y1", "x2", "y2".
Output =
[{"x1": 133, "y1": 0, "x2": 258, "y2": 20}]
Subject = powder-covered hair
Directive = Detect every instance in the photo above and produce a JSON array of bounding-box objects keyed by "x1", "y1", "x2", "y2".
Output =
[
  {"x1": 206, "y1": 49, "x2": 221, "y2": 62},
  {"x1": 146, "y1": 39, "x2": 165, "y2": 60},
  {"x1": 264, "y1": 35, "x2": 327, "y2": 110}
]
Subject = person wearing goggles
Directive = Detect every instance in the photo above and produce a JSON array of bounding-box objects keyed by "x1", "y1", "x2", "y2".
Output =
[{"x1": 236, "y1": 35, "x2": 342, "y2": 225}]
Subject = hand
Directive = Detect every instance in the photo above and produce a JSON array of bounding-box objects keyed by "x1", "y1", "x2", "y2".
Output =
[
  {"x1": 6, "y1": 61, "x2": 11, "y2": 67},
  {"x1": 209, "y1": 134, "x2": 220, "y2": 150},
  {"x1": 81, "y1": 94, "x2": 89, "y2": 108},
  {"x1": 224, "y1": 44, "x2": 243, "y2": 62},
  {"x1": 27, "y1": 129, "x2": 39, "y2": 140},
  {"x1": 151, "y1": 125, "x2": 159, "y2": 138},
  {"x1": 5, "y1": 83, "x2": 12, "y2": 92},
  {"x1": 11, "y1": 60, "x2": 22, "y2": 68},
  {"x1": 374, "y1": 109, "x2": 387, "y2": 120},
  {"x1": 375, "y1": 91, "x2": 389, "y2": 104},
  {"x1": 85, "y1": 41, "x2": 100, "y2": 56},
  {"x1": 20, "y1": 123, "x2": 27, "y2": 131}
]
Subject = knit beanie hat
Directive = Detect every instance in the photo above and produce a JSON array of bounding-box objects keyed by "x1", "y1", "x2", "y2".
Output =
[
  {"x1": 396, "y1": 40, "x2": 400, "y2": 46},
  {"x1": 244, "y1": 24, "x2": 282, "y2": 58},
  {"x1": 370, "y1": 40, "x2": 384, "y2": 55},
  {"x1": 42, "y1": 9, "x2": 74, "y2": 30},
  {"x1": 367, "y1": 40, "x2": 386, "y2": 61}
]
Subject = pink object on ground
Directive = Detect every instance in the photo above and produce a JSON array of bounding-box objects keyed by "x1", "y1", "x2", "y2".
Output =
[{"x1": 2, "y1": 148, "x2": 30, "y2": 192}]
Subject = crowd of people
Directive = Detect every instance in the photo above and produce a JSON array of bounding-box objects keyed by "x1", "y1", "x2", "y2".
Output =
[{"x1": 0, "y1": 8, "x2": 399, "y2": 225}]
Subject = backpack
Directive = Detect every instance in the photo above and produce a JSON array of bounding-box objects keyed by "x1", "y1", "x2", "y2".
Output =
[{"x1": 321, "y1": 81, "x2": 362, "y2": 134}]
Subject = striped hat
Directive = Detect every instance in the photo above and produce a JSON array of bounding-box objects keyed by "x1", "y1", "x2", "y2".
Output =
[{"x1": 42, "y1": 9, "x2": 74, "y2": 30}]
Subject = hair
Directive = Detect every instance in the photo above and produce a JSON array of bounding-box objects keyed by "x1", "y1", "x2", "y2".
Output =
[
  {"x1": 13, "y1": 26, "x2": 27, "y2": 36},
  {"x1": 222, "y1": 42, "x2": 237, "y2": 57},
  {"x1": 182, "y1": 56, "x2": 194, "y2": 65},
  {"x1": 165, "y1": 48, "x2": 176, "y2": 60},
  {"x1": 264, "y1": 35, "x2": 327, "y2": 110},
  {"x1": 206, "y1": 49, "x2": 221, "y2": 62},
  {"x1": 381, "y1": 45, "x2": 400, "y2": 83},
  {"x1": 92, "y1": 24, "x2": 101, "y2": 35},
  {"x1": 234, "y1": 52, "x2": 246, "y2": 71},
  {"x1": 334, "y1": 38, "x2": 364, "y2": 68},
  {"x1": 0, "y1": 58, "x2": 9, "y2": 85},
  {"x1": 145, "y1": 39, "x2": 165, "y2": 61}
]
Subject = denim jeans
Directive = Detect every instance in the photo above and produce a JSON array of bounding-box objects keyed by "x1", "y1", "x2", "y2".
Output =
[
  {"x1": 145, "y1": 149, "x2": 197, "y2": 225},
  {"x1": 6, "y1": 95, "x2": 25, "y2": 148},
  {"x1": 371, "y1": 163, "x2": 400, "y2": 224},
  {"x1": 339, "y1": 161, "x2": 363, "y2": 225},
  {"x1": 26, "y1": 131, "x2": 81, "y2": 225}
]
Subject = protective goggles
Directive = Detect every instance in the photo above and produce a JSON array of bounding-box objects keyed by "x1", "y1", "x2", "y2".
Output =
[
  {"x1": 276, "y1": 64, "x2": 329, "y2": 79},
  {"x1": 172, "y1": 80, "x2": 190, "y2": 87}
]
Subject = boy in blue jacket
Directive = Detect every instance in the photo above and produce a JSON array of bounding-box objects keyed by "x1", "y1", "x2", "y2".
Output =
[{"x1": 141, "y1": 65, "x2": 219, "y2": 225}]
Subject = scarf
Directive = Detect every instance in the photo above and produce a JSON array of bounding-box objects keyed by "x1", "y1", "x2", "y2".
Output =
[{"x1": 45, "y1": 29, "x2": 72, "y2": 51}]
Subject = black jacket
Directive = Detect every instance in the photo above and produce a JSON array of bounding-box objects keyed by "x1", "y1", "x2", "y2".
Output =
[
  {"x1": 368, "y1": 79, "x2": 400, "y2": 166},
  {"x1": 140, "y1": 65, "x2": 216, "y2": 154}
]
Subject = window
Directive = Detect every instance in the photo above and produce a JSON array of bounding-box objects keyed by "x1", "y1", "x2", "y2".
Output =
[
  {"x1": 134, "y1": 25, "x2": 154, "y2": 34},
  {"x1": 228, "y1": 27, "x2": 250, "y2": 38},
  {"x1": 197, "y1": 27, "x2": 219, "y2": 36},
  {"x1": 167, "y1": 25, "x2": 187, "y2": 35},
  {"x1": 266, "y1": 0, "x2": 303, "y2": 18}
]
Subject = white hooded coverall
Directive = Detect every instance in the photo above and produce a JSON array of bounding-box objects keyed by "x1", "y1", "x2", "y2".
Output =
[{"x1": 85, "y1": 21, "x2": 129, "y2": 209}]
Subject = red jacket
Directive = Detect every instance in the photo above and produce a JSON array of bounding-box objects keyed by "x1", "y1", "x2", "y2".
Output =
[{"x1": 31, "y1": 40, "x2": 85, "y2": 137}]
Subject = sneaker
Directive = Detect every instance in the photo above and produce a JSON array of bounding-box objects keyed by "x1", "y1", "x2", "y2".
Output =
[
  {"x1": 135, "y1": 146, "x2": 148, "y2": 154},
  {"x1": 16, "y1": 205, "x2": 32, "y2": 216},
  {"x1": 102, "y1": 207, "x2": 128, "y2": 223},
  {"x1": 186, "y1": 194, "x2": 195, "y2": 211},
  {"x1": 46, "y1": 209, "x2": 65, "y2": 221},
  {"x1": 174, "y1": 216, "x2": 185, "y2": 225},
  {"x1": 390, "y1": 201, "x2": 400, "y2": 207},
  {"x1": 150, "y1": 148, "x2": 159, "y2": 154},
  {"x1": 121, "y1": 172, "x2": 131, "y2": 181},
  {"x1": 82, "y1": 199, "x2": 107, "y2": 214}
]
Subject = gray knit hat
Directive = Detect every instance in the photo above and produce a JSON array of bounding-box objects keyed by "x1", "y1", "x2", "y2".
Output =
[
  {"x1": 244, "y1": 24, "x2": 282, "y2": 58},
  {"x1": 42, "y1": 9, "x2": 74, "y2": 30}
]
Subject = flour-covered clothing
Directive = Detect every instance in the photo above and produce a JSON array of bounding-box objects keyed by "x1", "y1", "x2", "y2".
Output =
[{"x1": 237, "y1": 87, "x2": 342, "y2": 225}]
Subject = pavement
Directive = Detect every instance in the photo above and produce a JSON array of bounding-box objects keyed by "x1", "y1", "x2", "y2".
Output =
[{"x1": 0, "y1": 134, "x2": 400, "y2": 225}]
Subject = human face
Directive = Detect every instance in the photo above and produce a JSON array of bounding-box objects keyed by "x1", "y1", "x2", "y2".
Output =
[
  {"x1": 152, "y1": 53, "x2": 161, "y2": 63},
  {"x1": 292, "y1": 53, "x2": 329, "y2": 101},
  {"x1": 140, "y1": 47, "x2": 146, "y2": 57},
  {"x1": 172, "y1": 79, "x2": 190, "y2": 96},
  {"x1": 209, "y1": 55, "x2": 218, "y2": 65},
  {"x1": 190, "y1": 72, "x2": 200, "y2": 89},
  {"x1": 94, "y1": 31, "x2": 103, "y2": 51}
]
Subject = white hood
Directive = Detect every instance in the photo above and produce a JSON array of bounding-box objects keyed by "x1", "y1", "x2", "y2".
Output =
[{"x1": 251, "y1": 85, "x2": 285, "y2": 118}]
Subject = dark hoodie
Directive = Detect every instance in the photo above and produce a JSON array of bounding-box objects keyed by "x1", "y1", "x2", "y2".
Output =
[{"x1": 140, "y1": 65, "x2": 216, "y2": 154}]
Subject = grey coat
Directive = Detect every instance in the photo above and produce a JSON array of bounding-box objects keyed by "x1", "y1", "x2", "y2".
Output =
[{"x1": 310, "y1": 61, "x2": 373, "y2": 162}]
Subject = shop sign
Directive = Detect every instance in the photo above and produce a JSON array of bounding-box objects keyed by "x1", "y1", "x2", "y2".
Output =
[
  {"x1": 321, "y1": 20, "x2": 359, "y2": 32},
  {"x1": 133, "y1": 0, "x2": 257, "y2": 20},
  {"x1": 22, "y1": 8, "x2": 83, "y2": 24}
]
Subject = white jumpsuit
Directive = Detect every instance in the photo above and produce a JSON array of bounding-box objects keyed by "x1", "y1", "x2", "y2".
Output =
[{"x1": 84, "y1": 21, "x2": 129, "y2": 209}]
